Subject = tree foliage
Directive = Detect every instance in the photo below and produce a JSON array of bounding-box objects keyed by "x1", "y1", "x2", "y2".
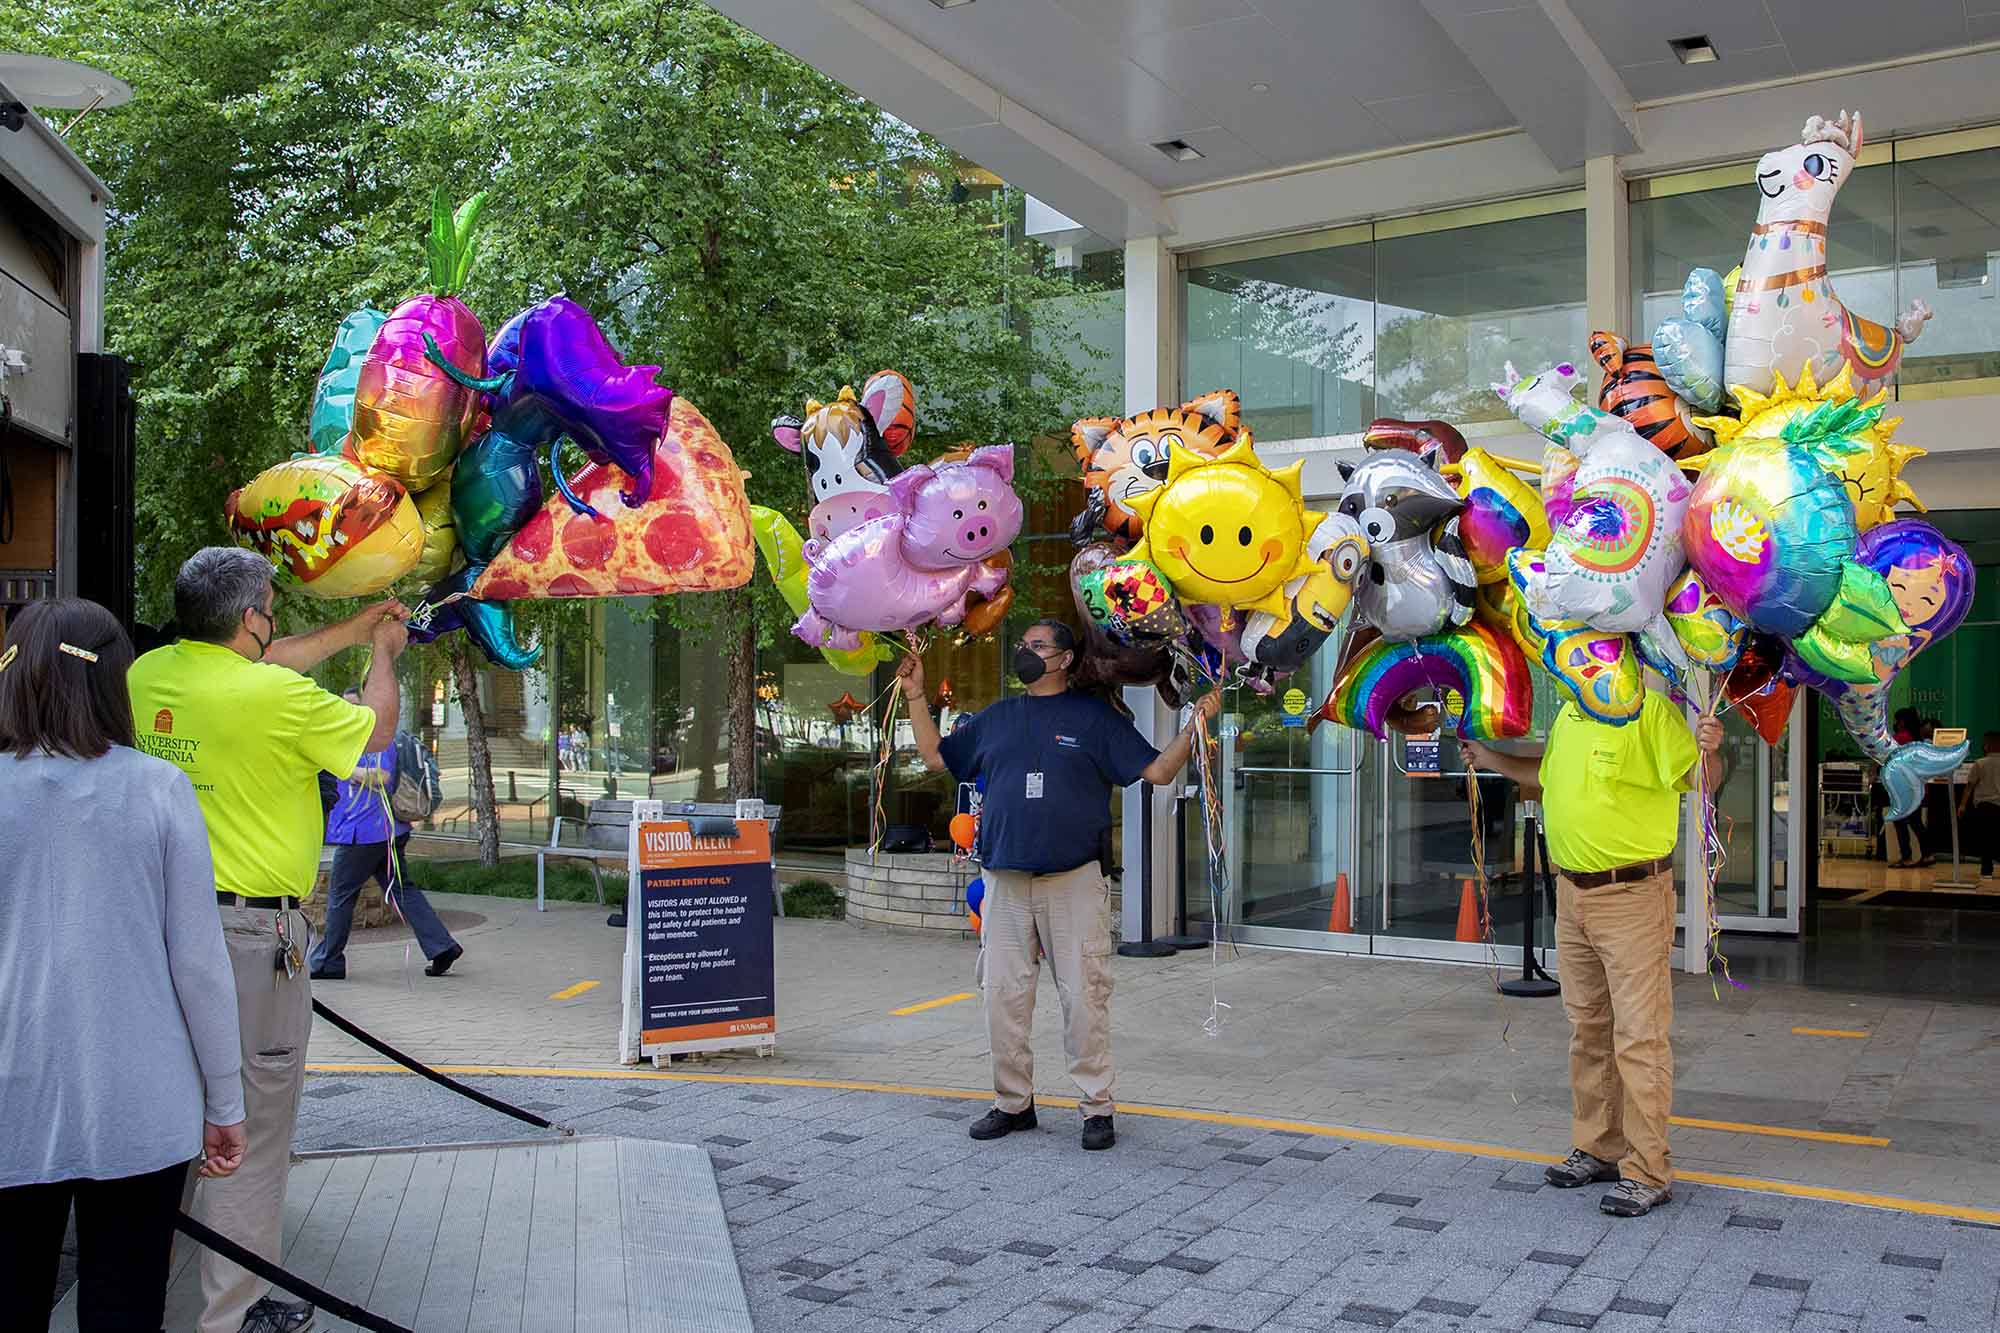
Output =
[{"x1": 10, "y1": 0, "x2": 1113, "y2": 637}]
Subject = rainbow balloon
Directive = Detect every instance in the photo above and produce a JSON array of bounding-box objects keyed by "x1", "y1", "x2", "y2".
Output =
[
  {"x1": 1314, "y1": 619, "x2": 1533, "y2": 741},
  {"x1": 1453, "y1": 448, "x2": 1548, "y2": 584}
]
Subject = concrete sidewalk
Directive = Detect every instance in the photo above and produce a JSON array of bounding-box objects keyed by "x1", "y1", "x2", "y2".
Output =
[
  {"x1": 303, "y1": 893, "x2": 2000, "y2": 1219},
  {"x1": 295, "y1": 1072, "x2": 2000, "y2": 1333}
]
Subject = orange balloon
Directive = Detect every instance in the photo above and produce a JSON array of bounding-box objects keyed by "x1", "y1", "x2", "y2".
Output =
[{"x1": 949, "y1": 813, "x2": 977, "y2": 850}]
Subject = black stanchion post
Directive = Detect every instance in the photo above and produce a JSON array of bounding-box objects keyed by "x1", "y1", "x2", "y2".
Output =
[
  {"x1": 1498, "y1": 807, "x2": 1560, "y2": 998},
  {"x1": 1118, "y1": 781, "x2": 1176, "y2": 957},
  {"x1": 1161, "y1": 781, "x2": 1208, "y2": 951}
]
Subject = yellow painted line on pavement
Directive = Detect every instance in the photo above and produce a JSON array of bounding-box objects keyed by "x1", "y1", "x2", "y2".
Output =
[
  {"x1": 302, "y1": 1061, "x2": 1992, "y2": 1225},
  {"x1": 891, "y1": 991, "x2": 976, "y2": 1017},
  {"x1": 548, "y1": 980, "x2": 600, "y2": 1001},
  {"x1": 1793, "y1": 1026, "x2": 1870, "y2": 1039},
  {"x1": 1669, "y1": 1115, "x2": 1889, "y2": 1147}
]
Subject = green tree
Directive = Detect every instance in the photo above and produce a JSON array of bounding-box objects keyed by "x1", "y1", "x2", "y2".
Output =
[{"x1": 12, "y1": 0, "x2": 1111, "y2": 856}]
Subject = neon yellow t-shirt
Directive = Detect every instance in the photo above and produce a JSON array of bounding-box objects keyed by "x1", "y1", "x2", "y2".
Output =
[
  {"x1": 129, "y1": 640, "x2": 376, "y2": 899},
  {"x1": 1539, "y1": 691, "x2": 1698, "y2": 875}
]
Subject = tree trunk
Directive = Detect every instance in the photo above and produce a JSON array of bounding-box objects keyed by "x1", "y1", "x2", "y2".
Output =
[
  {"x1": 726, "y1": 592, "x2": 757, "y2": 798},
  {"x1": 450, "y1": 641, "x2": 501, "y2": 867}
]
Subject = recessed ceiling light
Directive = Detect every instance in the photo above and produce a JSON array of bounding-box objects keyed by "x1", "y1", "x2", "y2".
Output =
[
  {"x1": 1152, "y1": 138, "x2": 1205, "y2": 162},
  {"x1": 1249, "y1": 82, "x2": 1271, "y2": 93},
  {"x1": 928, "y1": 0, "x2": 975, "y2": 8},
  {"x1": 1669, "y1": 34, "x2": 1718, "y2": 64}
]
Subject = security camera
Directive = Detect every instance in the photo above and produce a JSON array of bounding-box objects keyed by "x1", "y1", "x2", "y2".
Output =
[{"x1": 0, "y1": 101, "x2": 25, "y2": 132}]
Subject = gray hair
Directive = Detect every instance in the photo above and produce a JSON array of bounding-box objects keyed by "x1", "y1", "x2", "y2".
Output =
[{"x1": 174, "y1": 547, "x2": 275, "y2": 643}]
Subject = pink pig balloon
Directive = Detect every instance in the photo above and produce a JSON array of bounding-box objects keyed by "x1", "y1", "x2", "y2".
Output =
[{"x1": 794, "y1": 445, "x2": 1023, "y2": 650}]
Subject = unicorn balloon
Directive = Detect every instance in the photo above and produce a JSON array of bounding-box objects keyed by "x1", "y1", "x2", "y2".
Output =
[
  {"x1": 1724, "y1": 110, "x2": 1932, "y2": 398},
  {"x1": 1492, "y1": 361, "x2": 1692, "y2": 655}
]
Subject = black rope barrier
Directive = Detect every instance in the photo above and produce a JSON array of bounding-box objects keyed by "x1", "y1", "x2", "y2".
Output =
[
  {"x1": 173, "y1": 1212, "x2": 414, "y2": 1333},
  {"x1": 310, "y1": 999, "x2": 573, "y2": 1135}
]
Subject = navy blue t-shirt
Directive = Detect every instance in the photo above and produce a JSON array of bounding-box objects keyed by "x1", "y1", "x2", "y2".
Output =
[{"x1": 938, "y1": 692, "x2": 1159, "y2": 874}]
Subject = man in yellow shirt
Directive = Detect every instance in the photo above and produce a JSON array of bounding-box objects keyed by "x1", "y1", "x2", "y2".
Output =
[
  {"x1": 1461, "y1": 691, "x2": 1721, "y2": 1218},
  {"x1": 129, "y1": 547, "x2": 405, "y2": 1333}
]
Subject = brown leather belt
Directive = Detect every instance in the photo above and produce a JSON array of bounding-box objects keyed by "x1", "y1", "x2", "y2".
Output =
[{"x1": 1557, "y1": 856, "x2": 1673, "y2": 890}]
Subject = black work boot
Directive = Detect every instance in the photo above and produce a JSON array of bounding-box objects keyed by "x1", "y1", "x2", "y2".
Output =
[
  {"x1": 968, "y1": 1102, "x2": 1036, "y2": 1141},
  {"x1": 1544, "y1": 1148, "x2": 1619, "y2": 1189}
]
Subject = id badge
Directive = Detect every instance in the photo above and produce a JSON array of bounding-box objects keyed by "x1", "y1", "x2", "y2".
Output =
[{"x1": 1026, "y1": 771, "x2": 1045, "y2": 799}]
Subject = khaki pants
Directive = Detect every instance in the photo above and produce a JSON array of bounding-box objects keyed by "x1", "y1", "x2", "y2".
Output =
[
  {"x1": 180, "y1": 907, "x2": 313, "y2": 1333},
  {"x1": 980, "y1": 864, "x2": 1115, "y2": 1117},
  {"x1": 1555, "y1": 867, "x2": 1676, "y2": 1190}
]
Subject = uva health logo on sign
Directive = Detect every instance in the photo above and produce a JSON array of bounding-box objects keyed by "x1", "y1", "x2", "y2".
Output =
[{"x1": 634, "y1": 820, "x2": 776, "y2": 1053}]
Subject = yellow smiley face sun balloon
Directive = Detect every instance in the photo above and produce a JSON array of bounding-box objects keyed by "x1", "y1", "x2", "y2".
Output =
[{"x1": 1126, "y1": 434, "x2": 1325, "y2": 625}]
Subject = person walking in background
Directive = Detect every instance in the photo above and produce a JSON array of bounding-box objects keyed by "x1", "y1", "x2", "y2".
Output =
[
  {"x1": 902, "y1": 620, "x2": 1218, "y2": 1152},
  {"x1": 1960, "y1": 731, "x2": 2000, "y2": 880},
  {"x1": 311, "y1": 692, "x2": 464, "y2": 981},
  {"x1": 1888, "y1": 708, "x2": 1932, "y2": 867},
  {"x1": 129, "y1": 548, "x2": 406, "y2": 1333},
  {"x1": 0, "y1": 599, "x2": 246, "y2": 1331},
  {"x1": 1461, "y1": 689, "x2": 1722, "y2": 1218}
]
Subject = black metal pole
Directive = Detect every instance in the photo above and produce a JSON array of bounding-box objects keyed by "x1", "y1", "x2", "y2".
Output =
[
  {"x1": 1119, "y1": 781, "x2": 1177, "y2": 957},
  {"x1": 1499, "y1": 806, "x2": 1560, "y2": 998}
]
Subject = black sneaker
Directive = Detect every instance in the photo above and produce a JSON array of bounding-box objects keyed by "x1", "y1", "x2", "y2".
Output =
[
  {"x1": 1544, "y1": 1148, "x2": 1619, "y2": 1189},
  {"x1": 308, "y1": 967, "x2": 344, "y2": 981},
  {"x1": 239, "y1": 1297, "x2": 314, "y2": 1332},
  {"x1": 1081, "y1": 1115, "x2": 1115, "y2": 1151},
  {"x1": 1600, "y1": 1178, "x2": 1672, "y2": 1217},
  {"x1": 424, "y1": 943, "x2": 464, "y2": 977},
  {"x1": 967, "y1": 1103, "x2": 1036, "y2": 1141}
]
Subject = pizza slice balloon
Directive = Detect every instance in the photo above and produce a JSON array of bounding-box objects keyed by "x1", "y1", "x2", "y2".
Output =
[{"x1": 473, "y1": 395, "x2": 754, "y2": 600}]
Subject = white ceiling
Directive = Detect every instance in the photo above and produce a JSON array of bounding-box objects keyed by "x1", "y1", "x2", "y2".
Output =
[{"x1": 711, "y1": 0, "x2": 2000, "y2": 238}]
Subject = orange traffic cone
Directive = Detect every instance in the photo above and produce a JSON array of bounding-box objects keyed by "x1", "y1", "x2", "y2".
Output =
[
  {"x1": 1454, "y1": 877, "x2": 1486, "y2": 943},
  {"x1": 1327, "y1": 873, "x2": 1352, "y2": 933}
]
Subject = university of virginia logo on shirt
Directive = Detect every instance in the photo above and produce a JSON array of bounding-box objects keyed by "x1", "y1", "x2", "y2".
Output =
[
  {"x1": 139, "y1": 710, "x2": 201, "y2": 765},
  {"x1": 1054, "y1": 733, "x2": 1081, "y2": 749}
]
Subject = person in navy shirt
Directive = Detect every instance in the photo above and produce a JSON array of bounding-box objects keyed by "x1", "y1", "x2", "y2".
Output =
[
  {"x1": 904, "y1": 619, "x2": 1217, "y2": 1151},
  {"x1": 309, "y1": 693, "x2": 463, "y2": 980}
]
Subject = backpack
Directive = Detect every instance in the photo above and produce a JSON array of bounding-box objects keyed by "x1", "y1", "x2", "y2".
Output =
[{"x1": 390, "y1": 731, "x2": 443, "y2": 822}]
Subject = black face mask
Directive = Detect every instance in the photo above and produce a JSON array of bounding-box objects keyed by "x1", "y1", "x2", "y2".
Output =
[{"x1": 1014, "y1": 646, "x2": 1052, "y2": 685}]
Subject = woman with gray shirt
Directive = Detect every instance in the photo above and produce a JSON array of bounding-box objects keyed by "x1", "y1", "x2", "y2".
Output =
[{"x1": 0, "y1": 599, "x2": 248, "y2": 1331}]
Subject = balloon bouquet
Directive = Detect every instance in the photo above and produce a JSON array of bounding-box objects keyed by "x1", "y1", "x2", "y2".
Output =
[
  {"x1": 753, "y1": 370, "x2": 1027, "y2": 849},
  {"x1": 226, "y1": 189, "x2": 756, "y2": 669}
]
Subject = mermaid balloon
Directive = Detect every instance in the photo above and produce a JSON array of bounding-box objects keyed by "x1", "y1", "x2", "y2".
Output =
[{"x1": 1790, "y1": 520, "x2": 1972, "y2": 820}]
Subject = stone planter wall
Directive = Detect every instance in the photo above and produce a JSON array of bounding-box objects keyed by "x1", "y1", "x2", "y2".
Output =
[
  {"x1": 839, "y1": 850, "x2": 1123, "y2": 931},
  {"x1": 300, "y1": 856, "x2": 399, "y2": 932},
  {"x1": 843, "y1": 850, "x2": 977, "y2": 932}
]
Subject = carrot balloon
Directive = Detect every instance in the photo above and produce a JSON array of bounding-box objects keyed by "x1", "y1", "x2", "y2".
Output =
[{"x1": 349, "y1": 189, "x2": 490, "y2": 491}]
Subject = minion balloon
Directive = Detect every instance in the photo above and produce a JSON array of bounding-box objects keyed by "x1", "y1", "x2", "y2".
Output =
[{"x1": 1125, "y1": 436, "x2": 1326, "y2": 629}]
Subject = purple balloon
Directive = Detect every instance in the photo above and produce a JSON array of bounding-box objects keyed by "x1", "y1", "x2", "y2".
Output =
[{"x1": 492, "y1": 296, "x2": 673, "y2": 507}]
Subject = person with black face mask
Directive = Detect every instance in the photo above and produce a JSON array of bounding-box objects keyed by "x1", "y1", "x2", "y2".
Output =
[{"x1": 903, "y1": 619, "x2": 1218, "y2": 1152}]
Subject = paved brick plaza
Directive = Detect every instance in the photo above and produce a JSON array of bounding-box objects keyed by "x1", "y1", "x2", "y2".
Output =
[{"x1": 298, "y1": 1070, "x2": 1999, "y2": 1332}]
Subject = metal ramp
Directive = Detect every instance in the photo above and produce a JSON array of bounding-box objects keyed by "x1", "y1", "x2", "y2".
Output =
[{"x1": 53, "y1": 1136, "x2": 749, "y2": 1333}]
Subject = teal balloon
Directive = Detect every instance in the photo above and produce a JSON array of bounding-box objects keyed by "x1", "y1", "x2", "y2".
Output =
[{"x1": 308, "y1": 305, "x2": 389, "y2": 454}]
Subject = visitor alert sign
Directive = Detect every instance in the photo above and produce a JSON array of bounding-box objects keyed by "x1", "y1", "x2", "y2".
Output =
[{"x1": 620, "y1": 812, "x2": 777, "y2": 1064}]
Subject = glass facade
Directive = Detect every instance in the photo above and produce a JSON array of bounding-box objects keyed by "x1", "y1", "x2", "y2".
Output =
[
  {"x1": 1631, "y1": 136, "x2": 2000, "y2": 397},
  {"x1": 1184, "y1": 199, "x2": 1588, "y2": 443}
]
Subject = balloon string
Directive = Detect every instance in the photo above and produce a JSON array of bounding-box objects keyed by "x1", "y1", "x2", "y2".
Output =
[
  {"x1": 1690, "y1": 671, "x2": 1746, "y2": 998},
  {"x1": 375, "y1": 783, "x2": 415, "y2": 990}
]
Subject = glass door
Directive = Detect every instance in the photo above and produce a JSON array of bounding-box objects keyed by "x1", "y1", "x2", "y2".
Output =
[{"x1": 1690, "y1": 694, "x2": 1803, "y2": 935}]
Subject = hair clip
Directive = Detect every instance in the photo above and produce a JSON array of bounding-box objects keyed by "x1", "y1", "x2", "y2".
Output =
[
  {"x1": 59, "y1": 643, "x2": 101, "y2": 663},
  {"x1": 0, "y1": 644, "x2": 14, "y2": 672}
]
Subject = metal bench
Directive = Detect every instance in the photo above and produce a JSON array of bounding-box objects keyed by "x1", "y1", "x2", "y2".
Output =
[
  {"x1": 534, "y1": 802, "x2": 631, "y2": 912},
  {"x1": 539, "y1": 800, "x2": 789, "y2": 916}
]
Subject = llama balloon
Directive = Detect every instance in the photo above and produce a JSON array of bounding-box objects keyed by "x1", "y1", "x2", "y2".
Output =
[
  {"x1": 1724, "y1": 110, "x2": 1932, "y2": 398},
  {"x1": 1492, "y1": 362, "x2": 1691, "y2": 651}
]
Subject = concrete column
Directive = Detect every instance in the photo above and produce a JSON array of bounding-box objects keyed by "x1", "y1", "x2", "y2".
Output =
[
  {"x1": 1119, "y1": 235, "x2": 1184, "y2": 945},
  {"x1": 1583, "y1": 154, "x2": 1630, "y2": 337}
]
